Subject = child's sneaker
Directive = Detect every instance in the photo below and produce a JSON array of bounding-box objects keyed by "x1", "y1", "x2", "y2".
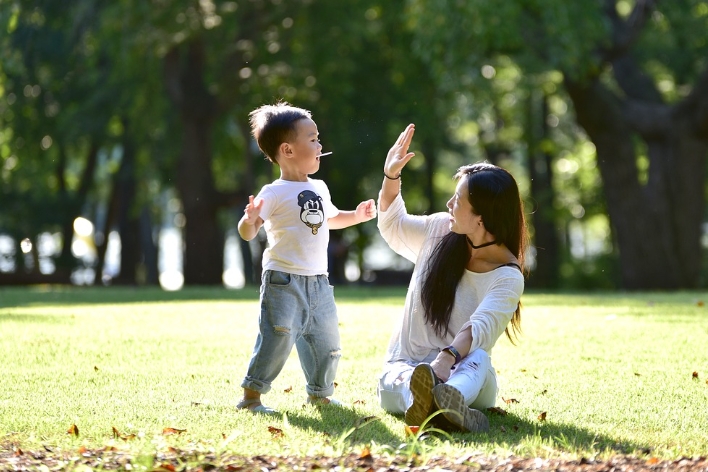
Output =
[
  {"x1": 237, "y1": 399, "x2": 278, "y2": 414},
  {"x1": 307, "y1": 396, "x2": 344, "y2": 406}
]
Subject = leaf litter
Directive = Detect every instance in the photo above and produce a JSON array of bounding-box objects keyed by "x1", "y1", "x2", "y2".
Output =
[{"x1": 1, "y1": 445, "x2": 707, "y2": 471}]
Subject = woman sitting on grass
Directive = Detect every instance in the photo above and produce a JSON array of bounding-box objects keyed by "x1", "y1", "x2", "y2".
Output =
[{"x1": 376, "y1": 124, "x2": 527, "y2": 433}]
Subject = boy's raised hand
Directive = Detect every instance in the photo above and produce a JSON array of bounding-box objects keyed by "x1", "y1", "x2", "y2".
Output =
[
  {"x1": 356, "y1": 199, "x2": 377, "y2": 223},
  {"x1": 243, "y1": 195, "x2": 264, "y2": 225},
  {"x1": 384, "y1": 123, "x2": 416, "y2": 178}
]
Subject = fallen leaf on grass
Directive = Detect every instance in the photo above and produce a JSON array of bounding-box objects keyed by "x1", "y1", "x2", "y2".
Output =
[
  {"x1": 353, "y1": 399, "x2": 366, "y2": 405},
  {"x1": 67, "y1": 424, "x2": 79, "y2": 437},
  {"x1": 692, "y1": 371, "x2": 699, "y2": 379},
  {"x1": 697, "y1": 301, "x2": 704, "y2": 307},
  {"x1": 162, "y1": 428, "x2": 186, "y2": 436},
  {"x1": 634, "y1": 373, "x2": 641, "y2": 376},
  {"x1": 267, "y1": 426, "x2": 284, "y2": 439},
  {"x1": 404, "y1": 425, "x2": 420, "y2": 437},
  {"x1": 502, "y1": 397, "x2": 519, "y2": 404},
  {"x1": 647, "y1": 457, "x2": 660, "y2": 465},
  {"x1": 354, "y1": 415, "x2": 379, "y2": 428},
  {"x1": 155, "y1": 463, "x2": 176, "y2": 472},
  {"x1": 112, "y1": 426, "x2": 136, "y2": 441},
  {"x1": 487, "y1": 407, "x2": 507, "y2": 416},
  {"x1": 13, "y1": 448, "x2": 23, "y2": 456},
  {"x1": 284, "y1": 386, "x2": 292, "y2": 393},
  {"x1": 94, "y1": 366, "x2": 99, "y2": 372},
  {"x1": 359, "y1": 446, "x2": 372, "y2": 459},
  {"x1": 537, "y1": 412, "x2": 547, "y2": 422}
]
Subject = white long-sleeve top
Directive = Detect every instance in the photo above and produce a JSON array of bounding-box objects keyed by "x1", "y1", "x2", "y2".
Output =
[{"x1": 377, "y1": 193, "x2": 524, "y2": 363}]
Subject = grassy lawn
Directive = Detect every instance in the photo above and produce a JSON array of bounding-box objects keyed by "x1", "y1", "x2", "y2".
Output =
[{"x1": 1, "y1": 286, "x2": 707, "y2": 465}]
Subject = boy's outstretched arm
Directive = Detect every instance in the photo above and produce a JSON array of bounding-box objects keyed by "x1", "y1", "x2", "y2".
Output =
[
  {"x1": 328, "y1": 199, "x2": 376, "y2": 230},
  {"x1": 238, "y1": 195, "x2": 264, "y2": 241}
]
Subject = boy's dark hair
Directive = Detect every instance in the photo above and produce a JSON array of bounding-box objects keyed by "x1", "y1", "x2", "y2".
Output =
[{"x1": 249, "y1": 101, "x2": 312, "y2": 163}]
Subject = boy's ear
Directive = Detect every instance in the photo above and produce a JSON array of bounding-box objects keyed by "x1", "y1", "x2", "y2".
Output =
[{"x1": 279, "y1": 142, "x2": 293, "y2": 158}]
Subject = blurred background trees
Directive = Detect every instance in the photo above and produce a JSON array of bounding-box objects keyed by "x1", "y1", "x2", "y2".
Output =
[{"x1": 1, "y1": 0, "x2": 707, "y2": 290}]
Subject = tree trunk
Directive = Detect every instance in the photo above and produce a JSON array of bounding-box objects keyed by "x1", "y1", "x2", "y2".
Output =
[
  {"x1": 565, "y1": 74, "x2": 708, "y2": 289},
  {"x1": 526, "y1": 91, "x2": 560, "y2": 288},
  {"x1": 56, "y1": 143, "x2": 99, "y2": 272},
  {"x1": 112, "y1": 127, "x2": 139, "y2": 285},
  {"x1": 164, "y1": 39, "x2": 224, "y2": 285}
]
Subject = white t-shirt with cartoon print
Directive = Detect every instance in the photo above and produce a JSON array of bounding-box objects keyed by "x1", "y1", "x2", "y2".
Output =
[{"x1": 256, "y1": 178, "x2": 340, "y2": 276}]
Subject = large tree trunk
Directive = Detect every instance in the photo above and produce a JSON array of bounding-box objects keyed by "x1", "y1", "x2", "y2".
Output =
[
  {"x1": 164, "y1": 39, "x2": 224, "y2": 285},
  {"x1": 560, "y1": 1, "x2": 708, "y2": 289},
  {"x1": 526, "y1": 91, "x2": 559, "y2": 288},
  {"x1": 565, "y1": 72, "x2": 708, "y2": 289}
]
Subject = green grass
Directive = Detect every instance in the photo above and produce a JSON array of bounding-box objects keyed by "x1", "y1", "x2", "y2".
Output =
[{"x1": 1, "y1": 286, "x2": 707, "y2": 462}]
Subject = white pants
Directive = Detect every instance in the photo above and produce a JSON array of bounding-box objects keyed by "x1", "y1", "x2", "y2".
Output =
[{"x1": 377, "y1": 349, "x2": 498, "y2": 414}]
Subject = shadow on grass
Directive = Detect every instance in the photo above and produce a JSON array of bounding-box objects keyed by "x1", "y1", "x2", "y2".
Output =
[
  {"x1": 469, "y1": 410, "x2": 645, "y2": 455},
  {"x1": 0, "y1": 285, "x2": 407, "y2": 308},
  {"x1": 284, "y1": 405, "x2": 401, "y2": 448},
  {"x1": 285, "y1": 406, "x2": 646, "y2": 456}
]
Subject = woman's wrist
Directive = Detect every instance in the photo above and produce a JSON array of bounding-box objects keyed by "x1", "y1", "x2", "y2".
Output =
[
  {"x1": 442, "y1": 345, "x2": 462, "y2": 366},
  {"x1": 383, "y1": 169, "x2": 401, "y2": 180},
  {"x1": 436, "y1": 350, "x2": 456, "y2": 368}
]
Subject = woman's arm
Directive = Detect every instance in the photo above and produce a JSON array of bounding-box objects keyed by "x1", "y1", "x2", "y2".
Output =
[
  {"x1": 430, "y1": 328, "x2": 473, "y2": 382},
  {"x1": 379, "y1": 124, "x2": 416, "y2": 212}
]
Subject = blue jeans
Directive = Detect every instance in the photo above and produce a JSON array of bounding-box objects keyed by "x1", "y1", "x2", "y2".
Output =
[{"x1": 241, "y1": 270, "x2": 341, "y2": 398}]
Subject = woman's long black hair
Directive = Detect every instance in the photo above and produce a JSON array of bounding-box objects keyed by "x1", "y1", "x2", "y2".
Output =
[{"x1": 420, "y1": 162, "x2": 528, "y2": 342}]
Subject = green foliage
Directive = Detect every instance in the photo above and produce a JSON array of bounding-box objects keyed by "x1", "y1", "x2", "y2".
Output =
[{"x1": 406, "y1": 0, "x2": 607, "y2": 83}]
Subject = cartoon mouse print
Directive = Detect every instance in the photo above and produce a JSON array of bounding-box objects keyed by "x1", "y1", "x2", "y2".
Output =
[{"x1": 297, "y1": 190, "x2": 325, "y2": 235}]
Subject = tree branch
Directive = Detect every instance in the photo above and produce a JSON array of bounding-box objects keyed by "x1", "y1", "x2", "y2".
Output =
[
  {"x1": 601, "y1": 0, "x2": 657, "y2": 63},
  {"x1": 674, "y1": 66, "x2": 708, "y2": 137}
]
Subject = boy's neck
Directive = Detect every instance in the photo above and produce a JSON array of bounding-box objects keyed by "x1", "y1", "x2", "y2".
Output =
[{"x1": 279, "y1": 168, "x2": 310, "y2": 182}]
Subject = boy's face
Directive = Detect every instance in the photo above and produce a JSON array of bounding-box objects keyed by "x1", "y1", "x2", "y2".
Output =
[{"x1": 280, "y1": 118, "x2": 323, "y2": 178}]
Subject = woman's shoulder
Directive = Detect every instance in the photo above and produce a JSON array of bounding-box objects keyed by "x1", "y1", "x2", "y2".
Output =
[{"x1": 466, "y1": 264, "x2": 525, "y2": 290}]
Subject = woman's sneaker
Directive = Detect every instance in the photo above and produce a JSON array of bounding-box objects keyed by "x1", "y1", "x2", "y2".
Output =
[
  {"x1": 405, "y1": 363, "x2": 439, "y2": 426},
  {"x1": 432, "y1": 384, "x2": 489, "y2": 432}
]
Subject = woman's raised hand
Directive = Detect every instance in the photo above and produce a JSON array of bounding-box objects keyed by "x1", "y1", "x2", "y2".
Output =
[{"x1": 383, "y1": 124, "x2": 416, "y2": 179}]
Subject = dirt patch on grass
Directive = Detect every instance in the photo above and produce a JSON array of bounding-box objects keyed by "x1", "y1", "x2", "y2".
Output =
[{"x1": 1, "y1": 447, "x2": 707, "y2": 471}]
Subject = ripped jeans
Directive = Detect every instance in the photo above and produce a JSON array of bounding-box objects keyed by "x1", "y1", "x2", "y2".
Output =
[
  {"x1": 377, "y1": 348, "x2": 498, "y2": 414},
  {"x1": 241, "y1": 270, "x2": 341, "y2": 398}
]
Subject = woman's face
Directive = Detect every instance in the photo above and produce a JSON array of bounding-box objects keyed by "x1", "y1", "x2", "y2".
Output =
[{"x1": 446, "y1": 178, "x2": 481, "y2": 235}]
